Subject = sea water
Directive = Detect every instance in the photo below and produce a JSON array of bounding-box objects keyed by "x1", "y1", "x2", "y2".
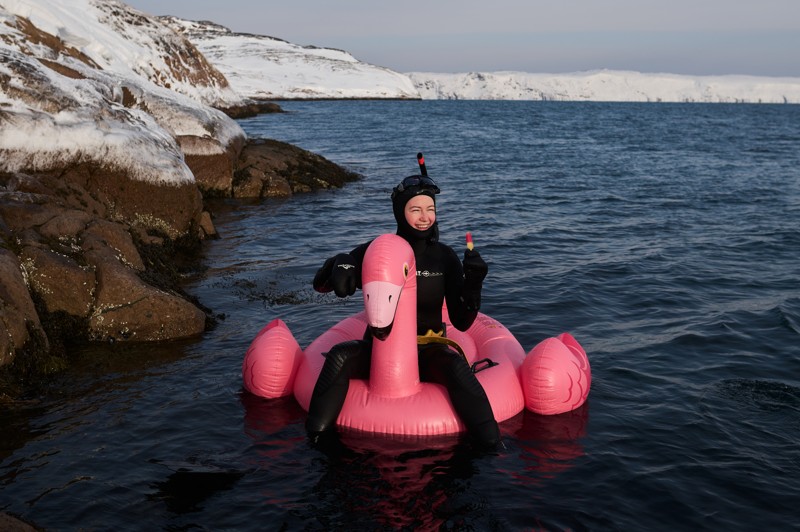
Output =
[{"x1": 1, "y1": 100, "x2": 799, "y2": 530}]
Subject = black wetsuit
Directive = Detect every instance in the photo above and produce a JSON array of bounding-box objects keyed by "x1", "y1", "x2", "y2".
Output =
[{"x1": 306, "y1": 229, "x2": 501, "y2": 448}]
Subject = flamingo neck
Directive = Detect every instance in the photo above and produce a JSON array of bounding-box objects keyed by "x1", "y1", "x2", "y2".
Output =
[{"x1": 369, "y1": 273, "x2": 420, "y2": 398}]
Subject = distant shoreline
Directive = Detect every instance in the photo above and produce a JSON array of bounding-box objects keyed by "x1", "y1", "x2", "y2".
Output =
[{"x1": 249, "y1": 97, "x2": 796, "y2": 105}]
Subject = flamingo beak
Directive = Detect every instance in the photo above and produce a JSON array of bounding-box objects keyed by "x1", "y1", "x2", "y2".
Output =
[
  {"x1": 362, "y1": 280, "x2": 401, "y2": 340},
  {"x1": 369, "y1": 323, "x2": 393, "y2": 341}
]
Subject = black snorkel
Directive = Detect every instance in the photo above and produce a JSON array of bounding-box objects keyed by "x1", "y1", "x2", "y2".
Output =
[{"x1": 417, "y1": 152, "x2": 428, "y2": 176}]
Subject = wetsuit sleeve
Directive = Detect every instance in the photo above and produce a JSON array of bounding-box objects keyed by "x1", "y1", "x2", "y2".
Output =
[
  {"x1": 443, "y1": 245, "x2": 480, "y2": 331},
  {"x1": 312, "y1": 242, "x2": 370, "y2": 295}
]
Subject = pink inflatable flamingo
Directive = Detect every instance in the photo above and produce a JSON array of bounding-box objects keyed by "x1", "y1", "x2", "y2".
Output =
[{"x1": 243, "y1": 234, "x2": 591, "y2": 435}]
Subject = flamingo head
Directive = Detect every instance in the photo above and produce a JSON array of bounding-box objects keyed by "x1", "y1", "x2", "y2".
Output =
[{"x1": 361, "y1": 235, "x2": 416, "y2": 341}]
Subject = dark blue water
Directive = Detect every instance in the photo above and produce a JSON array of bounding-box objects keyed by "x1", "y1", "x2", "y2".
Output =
[{"x1": 2, "y1": 101, "x2": 799, "y2": 530}]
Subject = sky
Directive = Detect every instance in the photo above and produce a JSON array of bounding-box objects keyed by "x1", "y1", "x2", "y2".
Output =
[{"x1": 124, "y1": 0, "x2": 800, "y2": 77}]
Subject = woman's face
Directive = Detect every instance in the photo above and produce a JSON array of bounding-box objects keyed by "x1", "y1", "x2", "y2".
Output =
[{"x1": 404, "y1": 194, "x2": 436, "y2": 231}]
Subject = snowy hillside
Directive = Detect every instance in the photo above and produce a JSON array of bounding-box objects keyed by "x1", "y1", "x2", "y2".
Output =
[
  {"x1": 3, "y1": 0, "x2": 244, "y2": 108},
  {"x1": 164, "y1": 17, "x2": 419, "y2": 100},
  {"x1": 158, "y1": 15, "x2": 800, "y2": 104},
  {"x1": 1, "y1": 0, "x2": 245, "y2": 185},
  {"x1": 408, "y1": 70, "x2": 800, "y2": 104}
]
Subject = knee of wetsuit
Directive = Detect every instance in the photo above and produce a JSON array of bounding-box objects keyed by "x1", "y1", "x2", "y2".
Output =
[
  {"x1": 310, "y1": 340, "x2": 366, "y2": 402},
  {"x1": 445, "y1": 353, "x2": 485, "y2": 395},
  {"x1": 322, "y1": 340, "x2": 367, "y2": 374},
  {"x1": 306, "y1": 413, "x2": 336, "y2": 434},
  {"x1": 470, "y1": 419, "x2": 501, "y2": 449}
]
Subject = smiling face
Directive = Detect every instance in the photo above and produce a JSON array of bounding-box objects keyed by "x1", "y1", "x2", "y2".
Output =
[{"x1": 403, "y1": 194, "x2": 436, "y2": 232}]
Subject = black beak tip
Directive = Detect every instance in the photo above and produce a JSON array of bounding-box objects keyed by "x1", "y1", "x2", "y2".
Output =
[{"x1": 369, "y1": 324, "x2": 392, "y2": 341}]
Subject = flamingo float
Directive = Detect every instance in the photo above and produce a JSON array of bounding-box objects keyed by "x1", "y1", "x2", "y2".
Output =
[{"x1": 243, "y1": 233, "x2": 591, "y2": 436}]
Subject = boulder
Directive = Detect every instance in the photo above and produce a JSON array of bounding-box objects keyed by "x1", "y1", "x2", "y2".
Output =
[
  {"x1": 232, "y1": 138, "x2": 360, "y2": 198},
  {"x1": 221, "y1": 100, "x2": 283, "y2": 119},
  {"x1": 178, "y1": 135, "x2": 238, "y2": 196},
  {"x1": 38, "y1": 209, "x2": 93, "y2": 241},
  {"x1": 82, "y1": 219, "x2": 145, "y2": 271},
  {"x1": 78, "y1": 166, "x2": 204, "y2": 240},
  {"x1": 0, "y1": 512, "x2": 37, "y2": 532},
  {"x1": 0, "y1": 167, "x2": 208, "y2": 370},
  {"x1": 198, "y1": 211, "x2": 217, "y2": 239},
  {"x1": 18, "y1": 246, "x2": 95, "y2": 318},
  {"x1": 0, "y1": 248, "x2": 48, "y2": 366},
  {"x1": 84, "y1": 243, "x2": 205, "y2": 342}
]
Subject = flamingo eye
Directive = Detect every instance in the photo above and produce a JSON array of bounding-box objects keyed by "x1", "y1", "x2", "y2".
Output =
[{"x1": 403, "y1": 263, "x2": 409, "y2": 277}]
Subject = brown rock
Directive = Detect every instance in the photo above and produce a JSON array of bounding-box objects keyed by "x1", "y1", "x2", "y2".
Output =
[
  {"x1": 82, "y1": 219, "x2": 144, "y2": 271},
  {"x1": 232, "y1": 168, "x2": 291, "y2": 198},
  {"x1": 0, "y1": 198, "x2": 55, "y2": 233},
  {"x1": 38, "y1": 209, "x2": 93, "y2": 241},
  {"x1": 179, "y1": 135, "x2": 235, "y2": 196},
  {"x1": 0, "y1": 173, "x2": 108, "y2": 219},
  {"x1": 233, "y1": 138, "x2": 360, "y2": 198},
  {"x1": 0, "y1": 512, "x2": 37, "y2": 532},
  {"x1": 0, "y1": 248, "x2": 48, "y2": 365},
  {"x1": 85, "y1": 244, "x2": 205, "y2": 341},
  {"x1": 179, "y1": 132, "x2": 247, "y2": 197},
  {"x1": 19, "y1": 246, "x2": 95, "y2": 318},
  {"x1": 230, "y1": 171, "x2": 263, "y2": 198},
  {"x1": 1, "y1": 165, "x2": 210, "y2": 370},
  {"x1": 221, "y1": 100, "x2": 283, "y2": 119},
  {"x1": 60, "y1": 164, "x2": 204, "y2": 239},
  {"x1": 198, "y1": 211, "x2": 216, "y2": 238}
]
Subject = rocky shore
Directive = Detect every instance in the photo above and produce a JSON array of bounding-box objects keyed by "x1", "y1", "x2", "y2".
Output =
[
  {"x1": 0, "y1": 1, "x2": 363, "y2": 398},
  {"x1": 0, "y1": 132, "x2": 360, "y2": 397}
]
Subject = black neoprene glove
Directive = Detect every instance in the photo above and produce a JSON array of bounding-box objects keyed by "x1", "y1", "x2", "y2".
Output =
[
  {"x1": 312, "y1": 256, "x2": 336, "y2": 293},
  {"x1": 312, "y1": 253, "x2": 358, "y2": 296},
  {"x1": 462, "y1": 249, "x2": 488, "y2": 311},
  {"x1": 330, "y1": 253, "x2": 358, "y2": 297}
]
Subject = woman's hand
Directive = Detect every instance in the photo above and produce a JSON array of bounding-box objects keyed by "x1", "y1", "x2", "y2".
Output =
[
  {"x1": 462, "y1": 249, "x2": 487, "y2": 312},
  {"x1": 330, "y1": 253, "x2": 358, "y2": 297},
  {"x1": 313, "y1": 253, "x2": 358, "y2": 297},
  {"x1": 463, "y1": 248, "x2": 488, "y2": 285}
]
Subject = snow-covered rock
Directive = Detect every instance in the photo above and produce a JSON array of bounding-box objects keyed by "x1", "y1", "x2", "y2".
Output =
[
  {"x1": 0, "y1": 0, "x2": 247, "y2": 358},
  {"x1": 1, "y1": 0, "x2": 247, "y2": 186}
]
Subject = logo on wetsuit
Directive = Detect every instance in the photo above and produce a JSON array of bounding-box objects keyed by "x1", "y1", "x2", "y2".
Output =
[{"x1": 417, "y1": 269, "x2": 443, "y2": 278}]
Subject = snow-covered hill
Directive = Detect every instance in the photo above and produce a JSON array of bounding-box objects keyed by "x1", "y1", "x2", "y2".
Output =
[
  {"x1": 164, "y1": 17, "x2": 419, "y2": 100},
  {"x1": 1, "y1": 0, "x2": 245, "y2": 185},
  {"x1": 408, "y1": 70, "x2": 800, "y2": 104},
  {"x1": 161, "y1": 15, "x2": 800, "y2": 104},
  {"x1": 3, "y1": 0, "x2": 244, "y2": 108}
]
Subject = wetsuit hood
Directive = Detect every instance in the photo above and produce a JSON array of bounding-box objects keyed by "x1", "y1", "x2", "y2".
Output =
[{"x1": 392, "y1": 178, "x2": 439, "y2": 245}]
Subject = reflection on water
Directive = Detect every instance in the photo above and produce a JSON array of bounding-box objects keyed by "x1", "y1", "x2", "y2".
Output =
[
  {"x1": 504, "y1": 403, "x2": 590, "y2": 483},
  {"x1": 239, "y1": 388, "x2": 590, "y2": 529}
]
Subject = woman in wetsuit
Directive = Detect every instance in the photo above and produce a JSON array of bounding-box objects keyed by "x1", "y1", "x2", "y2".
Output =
[{"x1": 307, "y1": 156, "x2": 500, "y2": 448}]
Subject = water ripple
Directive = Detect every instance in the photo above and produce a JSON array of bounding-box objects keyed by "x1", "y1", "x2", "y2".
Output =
[{"x1": 4, "y1": 100, "x2": 800, "y2": 530}]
